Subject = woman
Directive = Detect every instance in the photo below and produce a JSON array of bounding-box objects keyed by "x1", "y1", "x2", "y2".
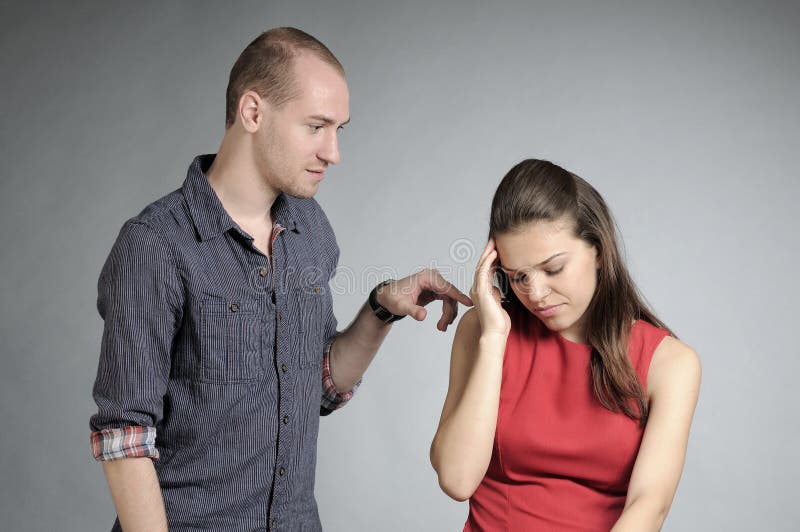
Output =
[{"x1": 431, "y1": 160, "x2": 701, "y2": 531}]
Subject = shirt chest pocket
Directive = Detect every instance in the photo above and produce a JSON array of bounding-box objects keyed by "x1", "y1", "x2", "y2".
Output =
[{"x1": 198, "y1": 295, "x2": 268, "y2": 383}]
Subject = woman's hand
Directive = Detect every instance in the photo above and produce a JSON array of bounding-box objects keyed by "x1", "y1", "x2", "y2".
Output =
[
  {"x1": 469, "y1": 238, "x2": 511, "y2": 338},
  {"x1": 431, "y1": 238, "x2": 510, "y2": 500}
]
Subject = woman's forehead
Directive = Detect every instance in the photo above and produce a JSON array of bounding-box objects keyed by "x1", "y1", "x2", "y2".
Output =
[{"x1": 496, "y1": 221, "x2": 579, "y2": 267}]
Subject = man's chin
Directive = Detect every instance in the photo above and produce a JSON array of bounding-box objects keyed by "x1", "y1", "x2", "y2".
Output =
[{"x1": 284, "y1": 184, "x2": 319, "y2": 200}]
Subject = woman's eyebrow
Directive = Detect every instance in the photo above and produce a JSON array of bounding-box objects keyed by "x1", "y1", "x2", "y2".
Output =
[{"x1": 500, "y1": 252, "x2": 566, "y2": 273}]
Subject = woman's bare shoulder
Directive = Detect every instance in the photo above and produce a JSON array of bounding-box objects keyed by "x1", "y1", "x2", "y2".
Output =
[{"x1": 648, "y1": 335, "x2": 702, "y2": 397}]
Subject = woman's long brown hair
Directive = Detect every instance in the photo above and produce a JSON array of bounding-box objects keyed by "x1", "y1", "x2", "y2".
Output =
[{"x1": 489, "y1": 159, "x2": 672, "y2": 425}]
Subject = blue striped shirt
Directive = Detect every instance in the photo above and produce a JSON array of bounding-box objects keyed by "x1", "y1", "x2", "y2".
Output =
[{"x1": 90, "y1": 154, "x2": 350, "y2": 531}]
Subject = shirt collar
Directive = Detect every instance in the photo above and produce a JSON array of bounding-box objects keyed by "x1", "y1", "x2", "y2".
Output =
[{"x1": 183, "y1": 154, "x2": 299, "y2": 242}]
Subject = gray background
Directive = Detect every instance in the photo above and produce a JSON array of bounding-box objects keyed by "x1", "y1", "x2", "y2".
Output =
[{"x1": 2, "y1": 0, "x2": 798, "y2": 530}]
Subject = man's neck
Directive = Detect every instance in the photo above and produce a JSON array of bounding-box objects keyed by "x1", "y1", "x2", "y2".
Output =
[{"x1": 206, "y1": 139, "x2": 279, "y2": 226}]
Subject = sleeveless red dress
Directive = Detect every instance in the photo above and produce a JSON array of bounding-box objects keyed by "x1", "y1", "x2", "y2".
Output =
[{"x1": 465, "y1": 304, "x2": 669, "y2": 531}]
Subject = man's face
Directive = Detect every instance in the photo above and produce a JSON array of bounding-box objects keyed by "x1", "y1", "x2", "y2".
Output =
[{"x1": 256, "y1": 53, "x2": 350, "y2": 199}]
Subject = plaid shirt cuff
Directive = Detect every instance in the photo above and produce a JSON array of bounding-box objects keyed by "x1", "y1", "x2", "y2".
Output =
[
  {"x1": 91, "y1": 426, "x2": 159, "y2": 461},
  {"x1": 321, "y1": 339, "x2": 360, "y2": 414}
]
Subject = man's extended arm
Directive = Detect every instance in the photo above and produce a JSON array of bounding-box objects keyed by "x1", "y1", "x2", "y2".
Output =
[{"x1": 327, "y1": 269, "x2": 472, "y2": 395}]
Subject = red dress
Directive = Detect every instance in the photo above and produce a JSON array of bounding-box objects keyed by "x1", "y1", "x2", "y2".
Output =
[{"x1": 465, "y1": 304, "x2": 669, "y2": 531}]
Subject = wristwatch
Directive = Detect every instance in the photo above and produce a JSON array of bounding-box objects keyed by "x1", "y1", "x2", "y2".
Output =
[{"x1": 368, "y1": 280, "x2": 405, "y2": 324}]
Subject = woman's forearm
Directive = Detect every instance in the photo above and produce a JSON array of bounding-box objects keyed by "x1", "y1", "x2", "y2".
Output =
[
  {"x1": 611, "y1": 495, "x2": 668, "y2": 532},
  {"x1": 431, "y1": 333, "x2": 506, "y2": 501}
]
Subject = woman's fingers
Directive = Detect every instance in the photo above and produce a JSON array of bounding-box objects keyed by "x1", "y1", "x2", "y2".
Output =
[{"x1": 475, "y1": 250, "x2": 498, "y2": 289}]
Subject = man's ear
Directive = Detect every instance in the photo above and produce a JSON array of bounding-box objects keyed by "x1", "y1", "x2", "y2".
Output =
[{"x1": 238, "y1": 90, "x2": 266, "y2": 133}]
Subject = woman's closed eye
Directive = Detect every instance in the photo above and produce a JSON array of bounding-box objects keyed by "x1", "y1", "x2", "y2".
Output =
[{"x1": 510, "y1": 266, "x2": 563, "y2": 283}]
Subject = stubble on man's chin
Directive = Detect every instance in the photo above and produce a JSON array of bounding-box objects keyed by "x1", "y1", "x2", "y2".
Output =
[{"x1": 282, "y1": 183, "x2": 318, "y2": 200}]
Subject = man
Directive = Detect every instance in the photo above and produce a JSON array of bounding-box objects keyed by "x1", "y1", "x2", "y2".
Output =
[{"x1": 90, "y1": 27, "x2": 471, "y2": 531}]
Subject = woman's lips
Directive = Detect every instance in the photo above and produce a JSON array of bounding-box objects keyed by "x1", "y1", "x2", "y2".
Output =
[{"x1": 535, "y1": 304, "x2": 563, "y2": 318}]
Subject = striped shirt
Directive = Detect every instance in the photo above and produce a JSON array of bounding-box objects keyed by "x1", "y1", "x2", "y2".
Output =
[{"x1": 90, "y1": 154, "x2": 356, "y2": 531}]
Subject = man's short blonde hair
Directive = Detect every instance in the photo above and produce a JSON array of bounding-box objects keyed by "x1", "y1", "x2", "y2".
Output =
[{"x1": 225, "y1": 27, "x2": 345, "y2": 128}]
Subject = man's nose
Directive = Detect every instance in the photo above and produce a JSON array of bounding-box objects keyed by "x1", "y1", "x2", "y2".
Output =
[{"x1": 318, "y1": 130, "x2": 340, "y2": 165}]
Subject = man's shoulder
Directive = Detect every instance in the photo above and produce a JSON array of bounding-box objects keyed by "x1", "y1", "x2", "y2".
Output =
[
  {"x1": 104, "y1": 189, "x2": 184, "y2": 260},
  {"x1": 124, "y1": 187, "x2": 186, "y2": 234},
  {"x1": 104, "y1": 188, "x2": 189, "y2": 266},
  {"x1": 131, "y1": 187, "x2": 185, "y2": 224}
]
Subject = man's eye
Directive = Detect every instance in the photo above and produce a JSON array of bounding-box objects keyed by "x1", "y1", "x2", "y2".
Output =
[{"x1": 308, "y1": 125, "x2": 323, "y2": 132}]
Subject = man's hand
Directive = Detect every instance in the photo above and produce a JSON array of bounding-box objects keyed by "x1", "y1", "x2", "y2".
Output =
[{"x1": 374, "y1": 269, "x2": 473, "y2": 331}]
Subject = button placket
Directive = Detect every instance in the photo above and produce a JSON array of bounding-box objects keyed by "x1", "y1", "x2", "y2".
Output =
[{"x1": 270, "y1": 223, "x2": 294, "y2": 514}]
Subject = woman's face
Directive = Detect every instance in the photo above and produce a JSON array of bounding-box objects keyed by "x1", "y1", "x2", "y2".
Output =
[{"x1": 495, "y1": 218, "x2": 600, "y2": 344}]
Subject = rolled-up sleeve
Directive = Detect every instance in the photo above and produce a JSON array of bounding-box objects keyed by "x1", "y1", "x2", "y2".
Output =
[
  {"x1": 315, "y1": 205, "x2": 361, "y2": 416},
  {"x1": 320, "y1": 338, "x2": 360, "y2": 416},
  {"x1": 319, "y1": 281, "x2": 362, "y2": 415},
  {"x1": 90, "y1": 221, "x2": 183, "y2": 461}
]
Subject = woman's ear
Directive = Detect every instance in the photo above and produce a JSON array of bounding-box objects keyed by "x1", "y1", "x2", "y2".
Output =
[{"x1": 494, "y1": 269, "x2": 510, "y2": 303}]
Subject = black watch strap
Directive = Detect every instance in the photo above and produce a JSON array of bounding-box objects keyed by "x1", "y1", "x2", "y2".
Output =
[{"x1": 368, "y1": 280, "x2": 405, "y2": 324}]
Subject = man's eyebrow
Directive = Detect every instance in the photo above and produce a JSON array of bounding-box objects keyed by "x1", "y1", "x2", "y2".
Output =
[
  {"x1": 500, "y1": 252, "x2": 566, "y2": 273},
  {"x1": 308, "y1": 114, "x2": 350, "y2": 126}
]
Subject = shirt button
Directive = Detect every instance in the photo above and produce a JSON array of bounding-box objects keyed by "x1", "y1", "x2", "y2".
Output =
[
  {"x1": 270, "y1": 518, "x2": 277, "y2": 529},
  {"x1": 229, "y1": 303, "x2": 239, "y2": 313},
  {"x1": 279, "y1": 467, "x2": 286, "y2": 476},
  {"x1": 283, "y1": 415, "x2": 289, "y2": 424},
  {"x1": 314, "y1": 286, "x2": 320, "y2": 294},
  {"x1": 278, "y1": 312, "x2": 283, "y2": 321},
  {"x1": 281, "y1": 364, "x2": 288, "y2": 373},
  {"x1": 259, "y1": 267, "x2": 268, "y2": 277}
]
